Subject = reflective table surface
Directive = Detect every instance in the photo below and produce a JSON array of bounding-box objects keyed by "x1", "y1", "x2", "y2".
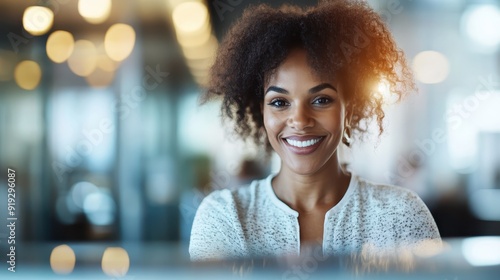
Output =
[{"x1": 1, "y1": 237, "x2": 499, "y2": 279}]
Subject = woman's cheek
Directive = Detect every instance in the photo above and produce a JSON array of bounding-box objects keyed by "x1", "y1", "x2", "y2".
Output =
[{"x1": 264, "y1": 113, "x2": 284, "y2": 134}]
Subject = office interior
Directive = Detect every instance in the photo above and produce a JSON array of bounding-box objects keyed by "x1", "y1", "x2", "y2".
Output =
[{"x1": 0, "y1": 0, "x2": 499, "y2": 278}]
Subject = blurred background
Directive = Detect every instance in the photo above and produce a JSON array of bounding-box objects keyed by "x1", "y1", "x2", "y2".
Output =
[{"x1": 0, "y1": 0, "x2": 499, "y2": 275}]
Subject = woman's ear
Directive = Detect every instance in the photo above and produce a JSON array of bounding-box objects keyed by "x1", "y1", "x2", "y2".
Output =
[
  {"x1": 344, "y1": 107, "x2": 353, "y2": 127},
  {"x1": 342, "y1": 108, "x2": 353, "y2": 147}
]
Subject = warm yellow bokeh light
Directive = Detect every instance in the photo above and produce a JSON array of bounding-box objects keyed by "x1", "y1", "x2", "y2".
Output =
[
  {"x1": 186, "y1": 56, "x2": 215, "y2": 71},
  {"x1": 46, "y1": 31, "x2": 75, "y2": 63},
  {"x1": 101, "y1": 247, "x2": 130, "y2": 277},
  {"x1": 104, "y1": 24, "x2": 136, "y2": 62},
  {"x1": 175, "y1": 21, "x2": 211, "y2": 48},
  {"x1": 182, "y1": 35, "x2": 218, "y2": 60},
  {"x1": 95, "y1": 44, "x2": 119, "y2": 72},
  {"x1": 96, "y1": 54, "x2": 118, "y2": 72},
  {"x1": 23, "y1": 6, "x2": 54, "y2": 36},
  {"x1": 78, "y1": 0, "x2": 112, "y2": 24},
  {"x1": 68, "y1": 40, "x2": 97, "y2": 77},
  {"x1": 172, "y1": 2, "x2": 209, "y2": 33},
  {"x1": 170, "y1": 0, "x2": 215, "y2": 87},
  {"x1": 50, "y1": 244, "x2": 76, "y2": 275},
  {"x1": 166, "y1": 0, "x2": 203, "y2": 11},
  {"x1": 14, "y1": 60, "x2": 42, "y2": 90},
  {"x1": 86, "y1": 67, "x2": 115, "y2": 88},
  {"x1": 412, "y1": 51, "x2": 450, "y2": 84}
]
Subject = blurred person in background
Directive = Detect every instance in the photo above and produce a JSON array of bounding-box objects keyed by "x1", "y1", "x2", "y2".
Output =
[
  {"x1": 189, "y1": 0, "x2": 440, "y2": 261},
  {"x1": 236, "y1": 158, "x2": 267, "y2": 186}
]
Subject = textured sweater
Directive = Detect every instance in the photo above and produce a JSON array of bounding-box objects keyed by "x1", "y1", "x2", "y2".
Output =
[{"x1": 189, "y1": 173, "x2": 441, "y2": 261}]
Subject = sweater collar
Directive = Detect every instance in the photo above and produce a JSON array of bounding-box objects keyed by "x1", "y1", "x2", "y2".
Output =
[{"x1": 263, "y1": 172, "x2": 359, "y2": 217}]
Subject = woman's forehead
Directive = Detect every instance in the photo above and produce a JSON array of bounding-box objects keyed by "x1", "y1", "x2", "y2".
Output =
[{"x1": 266, "y1": 49, "x2": 338, "y2": 88}]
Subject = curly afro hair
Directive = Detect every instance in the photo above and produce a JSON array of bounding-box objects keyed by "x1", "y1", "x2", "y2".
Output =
[{"x1": 203, "y1": 0, "x2": 415, "y2": 151}]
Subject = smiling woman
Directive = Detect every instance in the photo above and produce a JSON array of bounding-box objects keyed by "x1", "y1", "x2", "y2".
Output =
[
  {"x1": 189, "y1": 0, "x2": 441, "y2": 261},
  {"x1": 263, "y1": 49, "x2": 345, "y2": 177}
]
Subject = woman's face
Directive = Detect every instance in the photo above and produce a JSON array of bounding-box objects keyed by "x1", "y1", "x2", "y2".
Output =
[{"x1": 263, "y1": 48, "x2": 346, "y2": 175}]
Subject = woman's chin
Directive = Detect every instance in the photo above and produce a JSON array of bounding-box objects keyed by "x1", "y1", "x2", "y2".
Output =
[
  {"x1": 280, "y1": 152, "x2": 338, "y2": 176},
  {"x1": 285, "y1": 162, "x2": 323, "y2": 176}
]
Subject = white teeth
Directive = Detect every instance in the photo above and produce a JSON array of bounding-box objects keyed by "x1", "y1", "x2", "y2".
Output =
[{"x1": 285, "y1": 137, "x2": 322, "y2": 148}]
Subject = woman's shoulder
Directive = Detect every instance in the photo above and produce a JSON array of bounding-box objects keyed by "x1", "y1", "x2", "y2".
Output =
[
  {"x1": 354, "y1": 175, "x2": 424, "y2": 207},
  {"x1": 352, "y1": 175, "x2": 439, "y2": 230},
  {"x1": 355, "y1": 175, "x2": 441, "y2": 241}
]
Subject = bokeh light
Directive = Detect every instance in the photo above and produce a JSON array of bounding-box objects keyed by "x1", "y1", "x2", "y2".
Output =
[
  {"x1": 169, "y1": 0, "x2": 216, "y2": 86},
  {"x1": 96, "y1": 53, "x2": 119, "y2": 72},
  {"x1": 101, "y1": 247, "x2": 130, "y2": 277},
  {"x1": 46, "y1": 31, "x2": 75, "y2": 63},
  {"x1": 50, "y1": 244, "x2": 76, "y2": 275},
  {"x1": 175, "y1": 23, "x2": 211, "y2": 48},
  {"x1": 14, "y1": 60, "x2": 42, "y2": 90},
  {"x1": 83, "y1": 190, "x2": 116, "y2": 226},
  {"x1": 68, "y1": 40, "x2": 97, "y2": 77},
  {"x1": 186, "y1": 56, "x2": 215, "y2": 71},
  {"x1": 104, "y1": 24, "x2": 136, "y2": 62},
  {"x1": 462, "y1": 237, "x2": 500, "y2": 266},
  {"x1": 412, "y1": 51, "x2": 449, "y2": 84},
  {"x1": 181, "y1": 35, "x2": 218, "y2": 60},
  {"x1": 473, "y1": 90, "x2": 500, "y2": 132},
  {"x1": 173, "y1": 2, "x2": 210, "y2": 48},
  {"x1": 172, "y1": 2, "x2": 209, "y2": 33},
  {"x1": 70, "y1": 181, "x2": 99, "y2": 210},
  {"x1": 86, "y1": 67, "x2": 115, "y2": 88},
  {"x1": 23, "y1": 6, "x2": 54, "y2": 36},
  {"x1": 461, "y1": 4, "x2": 500, "y2": 53},
  {"x1": 181, "y1": 34, "x2": 218, "y2": 86},
  {"x1": 78, "y1": 0, "x2": 112, "y2": 24}
]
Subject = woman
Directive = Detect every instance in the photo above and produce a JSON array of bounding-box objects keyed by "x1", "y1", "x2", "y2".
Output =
[{"x1": 189, "y1": 0, "x2": 440, "y2": 261}]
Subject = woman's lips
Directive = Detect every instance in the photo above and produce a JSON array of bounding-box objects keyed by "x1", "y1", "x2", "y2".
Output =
[{"x1": 282, "y1": 136, "x2": 325, "y2": 155}]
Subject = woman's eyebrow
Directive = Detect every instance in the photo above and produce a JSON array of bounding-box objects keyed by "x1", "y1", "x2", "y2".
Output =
[
  {"x1": 265, "y1": 83, "x2": 337, "y2": 95},
  {"x1": 265, "y1": 86, "x2": 288, "y2": 95},
  {"x1": 309, "y1": 83, "x2": 337, "y2": 94}
]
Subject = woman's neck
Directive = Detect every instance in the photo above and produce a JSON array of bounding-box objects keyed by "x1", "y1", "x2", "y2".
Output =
[{"x1": 272, "y1": 157, "x2": 350, "y2": 213}]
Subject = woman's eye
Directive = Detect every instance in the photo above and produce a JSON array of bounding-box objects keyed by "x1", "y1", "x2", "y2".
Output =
[
  {"x1": 268, "y1": 99, "x2": 288, "y2": 108},
  {"x1": 313, "y1": 97, "x2": 332, "y2": 105}
]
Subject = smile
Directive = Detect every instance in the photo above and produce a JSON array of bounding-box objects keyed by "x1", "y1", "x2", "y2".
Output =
[
  {"x1": 282, "y1": 136, "x2": 325, "y2": 155},
  {"x1": 285, "y1": 137, "x2": 322, "y2": 148}
]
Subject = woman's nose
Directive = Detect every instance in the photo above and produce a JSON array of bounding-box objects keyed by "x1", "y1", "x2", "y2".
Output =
[{"x1": 287, "y1": 103, "x2": 314, "y2": 130}]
